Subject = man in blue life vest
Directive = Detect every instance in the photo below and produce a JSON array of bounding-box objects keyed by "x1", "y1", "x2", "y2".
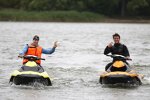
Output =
[
  {"x1": 19, "y1": 35, "x2": 58, "y2": 65},
  {"x1": 104, "y1": 33, "x2": 130, "y2": 71}
]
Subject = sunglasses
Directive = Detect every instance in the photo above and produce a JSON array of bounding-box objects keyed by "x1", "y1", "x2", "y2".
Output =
[{"x1": 33, "y1": 39, "x2": 39, "y2": 41}]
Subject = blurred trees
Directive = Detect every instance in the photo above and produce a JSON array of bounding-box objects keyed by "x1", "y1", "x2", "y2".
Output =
[{"x1": 0, "y1": 0, "x2": 150, "y2": 17}]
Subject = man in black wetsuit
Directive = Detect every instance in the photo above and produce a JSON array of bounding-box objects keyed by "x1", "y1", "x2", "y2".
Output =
[{"x1": 104, "y1": 33, "x2": 130, "y2": 71}]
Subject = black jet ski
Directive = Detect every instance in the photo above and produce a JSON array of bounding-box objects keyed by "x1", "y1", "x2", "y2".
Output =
[
  {"x1": 100, "y1": 55, "x2": 143, "y2": 85},
  {"x1": 9, "y1": 55, "x2": 52, "y2": 86}
]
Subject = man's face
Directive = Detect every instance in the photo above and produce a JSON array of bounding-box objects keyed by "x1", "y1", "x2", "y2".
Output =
[
  {"x1": 33, "y1": 39, "x2": 39, "y2": 45},
  {"x1": 113, "y1": 36, "x2": 120, "y2": 43}
]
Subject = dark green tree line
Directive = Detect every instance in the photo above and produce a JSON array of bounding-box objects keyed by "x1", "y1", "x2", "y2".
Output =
[{"x1": 0, "y1": 0, "x2": 149, "y2": 16}]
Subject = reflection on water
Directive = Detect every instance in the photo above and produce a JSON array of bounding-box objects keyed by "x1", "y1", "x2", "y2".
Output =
[{"x1": 0, "y1": 22, "x2": 150, "y2": 100}]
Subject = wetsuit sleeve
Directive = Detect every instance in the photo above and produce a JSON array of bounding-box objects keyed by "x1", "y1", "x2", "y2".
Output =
[
  {"x1": 19, "y1": 44, "x2": 28, "y2": 55},
  {"x1": 104, "y1": 46, "x2": 112, "y2": 55},
  {"x1": 123, "y1": 45, "x2": 130, "y2": 57},
  {"x1": 42, "y1": 47, "x2": 56, "y2": 54}
]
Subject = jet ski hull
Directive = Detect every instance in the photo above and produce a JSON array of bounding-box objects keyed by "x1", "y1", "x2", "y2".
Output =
[
  {"x1": 100, "y1": 72, "x2": 142, "y2": 85},
  {"x1": 9, "y1": 70, "x2": 52, "y2": 86},
  {"x1": 100, "y1": 55, "x2": 143, "y2": 86}
]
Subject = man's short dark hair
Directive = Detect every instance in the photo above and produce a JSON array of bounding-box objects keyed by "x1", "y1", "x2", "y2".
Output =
[{"x1": 113, "y1": 33, "x2": 120, "y2": 39}]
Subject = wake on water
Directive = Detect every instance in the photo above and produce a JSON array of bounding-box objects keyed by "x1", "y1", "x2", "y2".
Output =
[
  {"x1": 10, "y1": 82, "x2": 47, "y2": 90},
  {"x1": 131, "y1": 64, "x2": 150, "y2": 86},
  {"x1": 9, "y1": 64, "x2": 150, "y2": 90}
]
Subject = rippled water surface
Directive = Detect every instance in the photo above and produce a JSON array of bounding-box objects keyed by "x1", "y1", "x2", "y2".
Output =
[{"x1": 0, "y1": 22, "x2": 150, "y2": 100}]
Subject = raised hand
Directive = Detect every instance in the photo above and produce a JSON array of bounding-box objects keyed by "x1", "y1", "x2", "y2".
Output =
[
  {"x1": 108, "y1": 42, "x2": 113, "y2": 48},
  {"x1": 53, "y1": 41, "x2": 58, "y2": 48}
]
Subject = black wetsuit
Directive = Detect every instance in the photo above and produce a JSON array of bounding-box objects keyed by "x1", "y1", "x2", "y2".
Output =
[{"x1": 104, "y1": 43, "x2": 130, "y2": 71}]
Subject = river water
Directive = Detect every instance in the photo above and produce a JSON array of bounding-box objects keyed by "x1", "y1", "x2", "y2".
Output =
[{"x1": 0, "y1": 22, "x2": 150, "y2": 100}]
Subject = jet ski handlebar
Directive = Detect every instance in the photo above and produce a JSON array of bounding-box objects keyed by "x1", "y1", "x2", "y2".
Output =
[
  {"x1": 18, "y1": 55, "x2": 45, "y2": 61},
  {"x1": 106, "y1": 54, "x2": 132, "y2": 60}
]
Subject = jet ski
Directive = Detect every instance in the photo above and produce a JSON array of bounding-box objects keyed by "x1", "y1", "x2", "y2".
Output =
[
  {"x1": 99, "y1": 55, "x2": 142, "y2": 85},
  {"x1": 9, "y1": 55, "x2": 52, "y2": 86}
]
